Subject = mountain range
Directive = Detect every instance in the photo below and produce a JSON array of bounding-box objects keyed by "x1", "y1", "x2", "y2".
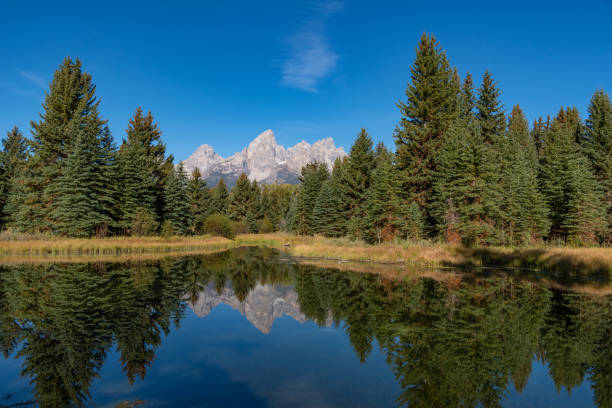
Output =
[
  {"x1": 181, "y1": 129, "x2": 346, "y2": 186},
  {"x1": 188, "y1": 282, "x2": 330, "y2": 334}
]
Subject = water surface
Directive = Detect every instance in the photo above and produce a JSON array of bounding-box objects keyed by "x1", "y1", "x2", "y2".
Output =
[{"x1": 0, "y1": 247, "x2": 610, "y2": 407}]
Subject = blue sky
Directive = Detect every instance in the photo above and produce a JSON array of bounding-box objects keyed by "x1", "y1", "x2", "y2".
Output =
[{"x1": 1, "y1": 0, "x2": 611, "y2": 160}]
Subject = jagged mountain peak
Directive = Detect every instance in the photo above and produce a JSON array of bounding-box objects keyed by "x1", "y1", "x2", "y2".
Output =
[{"x1": 181, "y1": 129, "x2": 346, "y2": 187}]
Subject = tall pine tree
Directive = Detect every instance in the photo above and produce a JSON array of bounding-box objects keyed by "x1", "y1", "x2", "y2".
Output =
[
  {"x1": 394, "y1": 33, "x2": 458, "y2": 233},
  {"x1": 0, "y1": 127, "x2": 28, "y2": 229},
  {"x1": 163, "y1": 164, "x2": 192, "y2": 235},
  {"x1": 584, "y1": 90, "x2": 612, "y2": 242}
]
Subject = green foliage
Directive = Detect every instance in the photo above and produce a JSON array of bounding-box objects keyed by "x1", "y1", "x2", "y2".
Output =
[
  {"x1": 502, "y1": 105, "x2": 550, "y2": 245},
  {"x1": 584, "y1": 89, "x2": 612, "y2": 241},
  {"x1": 124, "y1": 107, "x2": 174, "y2": 221},
  {"x1": 202, "y1": 213, "x2": 234, "y2": 239},
  {"x1": 288, "y1": 162, "x2": 329, "y2": 235},
  {"x1": 160, "y1": 219, "x2": 175, "y2": 238},
  {"x1": 0, "y1": 126, "x2": 28, "y2": 229},
  {"x1": 259, "y1": 216, "x2": 274, "y2": 233},
  {"x1": 404, "y1": 201, "x2": 425, "y2": 240},
  {"x1": 130, "y1": 207, "x2": 159, "y2": 236},
  {"x1": 364, "y1": 155, "x2": 400, "y2": 243},
  {"x1": 433, "y1": 120, "x2": 504, "y2": 246},
  {"x1": 211, "y1": 178, "x2": 229, "y2": 215},
  {"x1": 313, "y1": 179, "x2": 345, "y2": 237},
  {"x1": 476, "y1": 70, "x2": 506, "y2": 145},
  {"x1": 394, "y1": 33, "x2": 458, "y2": 231},
  {"x1": 227, "y1": 173, "x2": 254, "y2": 220},
  {"x1": 539, "y1": 110, "x2": 607, "y2": 243},
  {"x1": 163, "y1": 164, "x2": 192, "y2": 235},
  {"x1": 187, "y1": 168, "x2": 212, "y2": 233}
]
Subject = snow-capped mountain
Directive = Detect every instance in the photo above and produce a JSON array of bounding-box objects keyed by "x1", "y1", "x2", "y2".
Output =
[{"x1": 181, "y1": 129, "x2": 346, "y2": 186}]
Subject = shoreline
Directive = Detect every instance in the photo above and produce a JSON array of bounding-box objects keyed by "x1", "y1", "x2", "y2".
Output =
[{"x1": 0, "y1": 233, "x2": 610, "y2": 276}]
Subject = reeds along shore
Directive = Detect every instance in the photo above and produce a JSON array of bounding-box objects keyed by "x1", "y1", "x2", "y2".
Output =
[{"x1": 0, "y1": 233, "x2": 611, "y2": 276}]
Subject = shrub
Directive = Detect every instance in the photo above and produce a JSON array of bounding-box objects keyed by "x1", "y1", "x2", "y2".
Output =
[
  {"x1": 130, "y1": 207, "x2": 159, "y2": 236},
  {"x1": 202, "y1": 213, "x2": 235, "y2": 239},
  {"x1": 160, "y1": 220, "x2": 175, "y2": 238},
  {"x1": 259, "y1": 217, "x2": 274, "y2": 233},
  {"x1": 232, "y1": 219, "x2": 248, "y2": 235}
]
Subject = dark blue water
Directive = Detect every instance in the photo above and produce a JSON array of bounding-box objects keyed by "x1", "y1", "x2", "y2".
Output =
[{"x1": 0, "y1": 247, "x2": 608, "y2": 407}]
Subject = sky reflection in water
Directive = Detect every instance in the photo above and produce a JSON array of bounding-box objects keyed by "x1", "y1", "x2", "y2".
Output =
[{"x1": 0, "y1": 247, "x2": 608, "y2": 407}]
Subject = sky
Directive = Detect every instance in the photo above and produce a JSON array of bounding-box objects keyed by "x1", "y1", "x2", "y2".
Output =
[{"x1": 1, "y1": 0, "x2": 611, "y2": 160}]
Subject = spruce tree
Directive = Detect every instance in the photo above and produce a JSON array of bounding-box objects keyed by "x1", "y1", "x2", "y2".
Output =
[
  {"x1": 289, "y1": 162, "x2": 329, "y2": 235},
  {"x1": 364, "y1": 156, "x2": 400, "y2": 244},
  {"x1": 124, "y1": 107, "x2": 174, "y2": 221},
  {"x1": 458, "y1": 72, "x2": 476, "y2": 120},
  {"x1": 10, "y1": 58, "x2": 113, "y2": 233},
  {"x1": 52, "y1": 133, "x2": 113, "y2": 237},
  {"x1": 115, "y1": 138, "x2": 156, "y2": 233},
  {"x1": 313, "y1": 179, "x2": 345, "y2": 237},
  {"x1": 433, "y1": 120, "x2": 503, "y2": 246},
  {"x1": 539, "y1": 110, "x2": 606, "y2": 242},
  {"x1": 476, "y1": 70, "x2": 505, "y2": 145},
  {"x1": 0, "y1": 127, "x2": 28, "y2": 228},
  {"x1": 584, "y1": 89, "x2": 612, "y2": 241},
  {"x1": 344, "y1": 128, "x2": 376, "y2": 236},
  {"x1": 502, "y1": 105, "x2": 549, "y2": 244},
  {"x1": 187, "y1": 168, "x2": 212, "y2": 234},
  {"x1": 227, "y1": 173, "x2": 253, "y2": 221},
  {"x1": 211, "y1": 178, "x2": 229, "y2": 215},
  {"x1": 394, "y1": 33, "x2": 458, "y2": 232},
  {"x1": 163, "y1": 164, "x2": 192, "y2": 235}
]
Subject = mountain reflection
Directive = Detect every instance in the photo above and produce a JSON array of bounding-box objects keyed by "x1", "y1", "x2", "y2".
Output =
[{"x1": 0, "y1": 247, "x2": 611, "y2": 407}]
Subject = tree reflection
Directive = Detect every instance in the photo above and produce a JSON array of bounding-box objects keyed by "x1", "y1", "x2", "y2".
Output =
[{"x1": 0, "y1": 248, "x2": 611, "y2": 407}]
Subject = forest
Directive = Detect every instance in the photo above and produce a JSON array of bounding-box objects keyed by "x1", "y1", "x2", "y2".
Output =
[{"x1": 0, "y1": 33, "x2": 610, "y2": 247}]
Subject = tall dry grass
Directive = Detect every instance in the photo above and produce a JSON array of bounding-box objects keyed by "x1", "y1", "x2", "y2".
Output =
[{"x1": 0, "y1": 235, "x2": 236, "y2": 257}]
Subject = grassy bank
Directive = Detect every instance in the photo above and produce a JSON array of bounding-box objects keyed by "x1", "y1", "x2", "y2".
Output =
[
  {"x1": 1, "y1": 233, "x2": 611, "y2": 275},
  {"x1": 235, "y1": 233, "x2": 612, "y2": 275},
  {"x1": 0, "y1": 235, "x2": 237, "y2": 257}
]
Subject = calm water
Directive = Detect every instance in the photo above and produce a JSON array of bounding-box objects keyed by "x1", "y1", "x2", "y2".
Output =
[{"x1": 0, "y1": 247, "x2": 610, "y2": 408}]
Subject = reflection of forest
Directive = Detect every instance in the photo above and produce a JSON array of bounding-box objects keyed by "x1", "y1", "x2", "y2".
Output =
[{"x1": 0, "y1": 247, "x2": 611, "y2": 408}]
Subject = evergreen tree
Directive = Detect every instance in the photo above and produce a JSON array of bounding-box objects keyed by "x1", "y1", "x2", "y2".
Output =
[
  {"x1": 289, "y1": 162, "x2": 329, "y2": 235},
  {"x1": 9, "y1": 58, "x2": 113, "y2": 233},
  {"x1": 115, "y1": 138, "x2": 156, "y2": 233},
  {"x1": 364, "y1": 156, "x2": 400, "y2": 244},
  {"x1": 52, "y1": 132, "x2": 114, "y2": 237},
  {"x1": 227, "y1": 173, "x2": 253, "y2": 221},
  {"x1": 502, "y1": 105, "x2": 549, "y2": 244},
  {"x1": 531, "y1": 116, "x2": 549, "y2": 158},
  {"x1": 584, "y1": 89, "x2": 612, "y2": 241},
  {"x1": 476, "y1": 70, "x2": 505, "y2": 145},
  {"x1": 163, "y1": 164, "x2": 192, "y2": 235},
  {"x1": 539, "y1": 110, "x2": 606, "y2": 242},
  {"x1": 433, "y1": 121, "x2": 504, "y2": 246},
  {"x1": 0, "y1": 126, "x2": 28, "y2": 228},
  {"x1": 458, "y1": 72, "x2": 476, "y2": 121},
  {"x1": 313, "y1": 179, "x2": 345, "y2": 237},
  {"x1": 211, "y1": 178, "x2": 229, "y2": 215},
  {"x1": 344, "y1": 129, "x2": 376, "y2": 237},
  {"x1": 124, "y1": 107, "x2": 174, "y2": 222},
  {"x1": 187, "y1": 168, "x2": 211, "y2": 234},
  {"x1": 394, "y1": 33, "x2": 458, "y2": 232}
]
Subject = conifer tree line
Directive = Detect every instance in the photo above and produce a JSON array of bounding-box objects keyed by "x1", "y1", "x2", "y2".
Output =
[
  {"x1": 0, "y1": 57, "x2": 294, "y2": 238},
  {"x1": 288, "y1": 33, "x2": 611, "y2": 246}
]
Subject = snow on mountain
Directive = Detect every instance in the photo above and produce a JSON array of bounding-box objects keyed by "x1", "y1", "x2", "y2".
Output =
[{"x1": 181, "y1": 129, "x2": 346, "y2": 186}]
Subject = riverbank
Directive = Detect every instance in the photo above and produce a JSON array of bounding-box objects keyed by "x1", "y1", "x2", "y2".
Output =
[
  {"x1": 235, "y1": 234, "x2": 612, "y2": 275},
  {"x1": 0, "y1": 233, "x2": 611, "y2": 275}
]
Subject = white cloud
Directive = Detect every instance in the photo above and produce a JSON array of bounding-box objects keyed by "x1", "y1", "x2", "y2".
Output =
[
  {"x1": 20, "y1": 71, "x2": 47, "y2": 90},
  {"x1": 280, "y1": 1, "x2": 344, "y2": 92}
]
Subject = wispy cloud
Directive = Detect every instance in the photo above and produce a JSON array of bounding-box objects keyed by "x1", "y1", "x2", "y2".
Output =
[
  {"x1": 20, "y1": 71, "x2": 48, "y2": 90},
  {"x1": 281, "y1": 1, "x2": 344, "y2": 92}
]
